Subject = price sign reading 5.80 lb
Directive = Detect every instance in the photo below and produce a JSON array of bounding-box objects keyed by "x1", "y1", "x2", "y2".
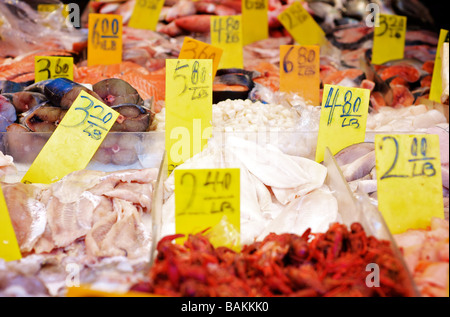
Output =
[
  {"x1": 175, "y1": 168, "x2": 240, "y2": 248},
  {"x1": 35, "y1": 56, "x2": 74, "y2": 82},
  {"x1": 22, "y1": 91, "x2": 119, "y2": 184},
  {"x1": 88, "y1": 14, "x2": 122, "y2": 66},
  {"x1": 315, "y1": 84, "x2": 370, "y2": 162},
  {"x1": 165, "y1": 59, "x2": 213, "y2": 175},
  {"x1": 375, "y1": 134, "x2": 444, "y2": 234},
  {"x1": 280, "y1": 45, "x2": 320, "y2": 106},
  {"x1": 372, "y1": 14, "x2": 407, "y2": 65}
]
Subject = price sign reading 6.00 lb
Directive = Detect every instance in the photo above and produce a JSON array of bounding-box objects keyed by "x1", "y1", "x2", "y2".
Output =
[
  {"x1": 175, "y1": 168, "x2": 240, "y2": 248},
  {"x1": 22, "y1": 91, "x2": 119, "y2": 184},
  {"x1": 375, "y1": 134, "x2": 444, "y2": 234},
  {"x1": 88, "y1": 14, "x2": 122, "y2": 66}
]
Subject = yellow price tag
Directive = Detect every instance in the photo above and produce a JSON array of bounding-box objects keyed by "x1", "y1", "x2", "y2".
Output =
[
  {"x1": 178, "y1": 37, "x2": 223, "y2": 78},
  {"x1": 280, "y1": 45, "x2": 320, "y2": 105},
  {"x1": 429, "y1": 29, "x2": 449, "y2": 103},
  {"x1": 165, "y1": 59, "x2": 213, "y2": 175},
  {"x1": 174, "y1": 168, "x2": 240, "y2": 248},
  {"x1": 242, "y1": 0, "x2": 268, "y2": 46},
  {"x1": 128, "y1": 0, "x2": 164, "y2": 31},
  {"x1": 315, "y1": 85, "x2": 370, "y2": 162},
  {"x1": 88, "y1": 14, "x2": 122, "y2": 66},
  {"x1": 278, "y1": 1, "x2": 326, "y2": 46},
  {"x1": 375, "y1": 134, "x2": 444, "y2": 234},
  {"x1": 0, "y1": 186, "x2": 22, "y2": 262},
  {"x1": 35, "y1": 56, "x2": 74, "y2": 82},
  {"x1": 37, "y1": 4, "x2": 69, "y2": 19},
  {"x1": 22, "y1": 91, "x2": 119, "y2": 184},
  {"x1": 372, "y1": 14, "x2": 407, "y2": 65},
  {"x1": 210, "y1": 15, "x2": 243, "y2": 69}
]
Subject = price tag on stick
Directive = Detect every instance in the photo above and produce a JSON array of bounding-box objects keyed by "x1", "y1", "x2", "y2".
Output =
[
  {"x1": 375, "y1": 134, "x2": 444, "y2": 234},
  {"x1": 280, "y1": 45, "x2": 320, "y2": 105},
  {"x1": 315, "y1": 84, "x2": 370, "y2": 162},
  {"x1": 372, "y1": 14, "x2": 407, "y2": 65},
  {"x1": 128, "y1": 0, "x2": 164, "y2": 31},
  {"x1": 242, "y1": 0, "x2": 268, "y2": 45},
  {"x1": 278, "y1": 1, "x2": 326, "y2": 46},
  {"x1": 210, "y1": 15, "x2": 243, "y2": 69},
  {"x1": 175, "y1": 168, "x2": 240, "y2": 249},
  {"x1": 35, "y1": 56, "x2": 74, "y2": 82},
  {"x1": 22, "y1": 91, "x2": 119, "y2": 184},
  {"x1": 165, "y1": 59, "x2": 213, "y2": 175},
  {"x1": 429, "y1": 29, "x2": 449, "y2": 103},
  {"x1": 178, "y1": 37, "x2": 223, "y2": 78},
  {"x1": 0, "y1": 186, "x2": 22, "y2": 262},
  {"x1": 88, "y1": 14, "x2": 122, "y2": 66}
]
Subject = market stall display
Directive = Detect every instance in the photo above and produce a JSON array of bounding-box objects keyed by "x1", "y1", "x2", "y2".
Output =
[{"x1": 0, "y1": 0, "x2": 449, "y2": 298}]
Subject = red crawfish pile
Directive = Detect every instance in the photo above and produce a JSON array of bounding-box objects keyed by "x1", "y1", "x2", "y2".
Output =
[{"x1": 131, "y1": 222, "x2": 416, "y2": 297}]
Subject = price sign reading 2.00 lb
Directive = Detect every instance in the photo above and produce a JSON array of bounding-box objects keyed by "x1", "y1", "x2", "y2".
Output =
[
  {"x1": 88, "y1": 14, "x2": 122, "y2": 66},
  {"x1": 175, "y1": 168, "x2": 240, "y2": 247},
  {"x1": 35, "y1": 56, "x2": 74, "y2": 82},
  {"x1": 315, "y1": 84, "x2": 370, "y2": 163},
  {"x1": 280, "y1": 45, "x2": 320, "y2": 106},
  {"x1": 22, "y1": 91, "x2": 119, "y2": 184},
  {"x1": 375, "y1": 134, "x2": 444, "y2": 234}
]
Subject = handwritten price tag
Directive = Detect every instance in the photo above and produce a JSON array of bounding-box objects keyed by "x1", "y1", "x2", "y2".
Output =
[
  {"x1": 280, "y1": 45, "x2": 320, "y2": 105},
  {"x1": 175, "y1": 168, "x2": 240, "y2": 248},
  {"x1": 37, "y1": 4, "x2": 69, "y2": 18},
  {"x1": 178, "y1": 37, "x2": 223, "y2": 78},
  {"x1": 165, "y1": 59, "x2": 213, "y2": 175},
  {"x1": 372, "y1": 14, "x2": 407, "y2": 65},
  {"x1": 88, "y1": 14, "x2": 122, "y2": 66},
  {"x1": 315, "y1": 85, "x2": 370, "y2": 162},
  {"x1": 429, "y1": 29, "x2": 449, "y2": 103},
  {"x1": 0, "y1": 186, "x2": 22, "y2": 262},
  {"x1": 375, "y1": 134, "x2": 444, "y2": 234},
  {"x1": 22, "y1": 91, "x2": 119, "y2": 184},
  {"x1": 210, "y1": 15, "x2": 243, "y2": 69},
  {"x1": 242, "y1": 0, "x2": 268, "y2": 45},
  {"x1": 128, "y1": 0, "x2": 164, "y2": 31},
  {"x1": 35, "y1": 56, "x2": 74, "y2": 82},
  {"x1": 278, "y1": 1, "x2": 326, "y2": 46}
]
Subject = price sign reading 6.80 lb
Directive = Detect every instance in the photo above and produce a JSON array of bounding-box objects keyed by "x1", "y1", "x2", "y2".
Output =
[
  {"x1": 88, "y1": 14, "x2": 122, "y2": 66},
  {"x1": 375, "y1": 134, "x2": 444, "y2": 234},
  {"x1": 175, "y1": 168, "x2": 240, "y2": 248},
  {"x1": 22, "y1": 91, "x2": 119, "y2": 184}
]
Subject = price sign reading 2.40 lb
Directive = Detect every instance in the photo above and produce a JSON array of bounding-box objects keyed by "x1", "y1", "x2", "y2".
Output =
[
  {"x1": 128, "y1": 0, "x2": 164, "y2": 31},
  {"x1": 372, "y1": 14, "x2": 407, "y2": 65},
  {"x1": 175, "y1": 168, "x2": 240, "y2": 248},
  {"x1": 22, "y1": 91, "x2": 119, "y2": 184},
  {"x1": 315, "y1": 84, "x2": 370, "y2": 162},
  {"x1": 280, "y1": 45, "x2": 320, "y2": 106},
  {"x1": 165, "y1": 59, "x2": 213, "y2": 175},
  {"x1": 375, "y1": 134, "x2": 444, "y2": 234},
  {"x1": 210, "y1": 16, "x2": 243, "y2": 69},
  {"x1": 35, "y1": 56, "x2": 74, "y2": 82},
  {"x1": 178, "y1": 37, "x2": 223, "y2": 78},
  {"x1": 88, "y1": 14, "x2": 122, "y2": 66},
  {"x1": 278, "y1": 1, "x2": 326, "y2": 46}
]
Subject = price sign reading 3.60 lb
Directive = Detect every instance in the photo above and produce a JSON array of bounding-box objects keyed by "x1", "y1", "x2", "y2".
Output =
[
  {"x1": 375, "y1": 134, "x2": 444, "y2": 234},
  {"x1": 179, "y1": 37, "x2": 223, "y2": 78},
  {"x1": 35, "y1": 56, "x2": 74, "y2": 82}
]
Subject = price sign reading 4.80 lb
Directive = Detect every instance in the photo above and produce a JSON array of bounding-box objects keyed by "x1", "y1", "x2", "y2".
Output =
[
  {"x1": 175, "y1": 168, "x2": 240, "y2": 248},
  {"x1": 280, "y1": 45, "x2": 320, "y2": 106},
  {"x1": 375, "y1": 134, "x2": 444, "y2": 234},
  {"x1": 22, "y1": 91, "x2": 119, "y2": 184},
  {"x1": 178, "y1": 37, "x2": 223, "y2": 78},
  {"x1": 35, "y1": 56, "x2": 74, "y2": 82},
  {"x1": 128, "y1": 0, "x2": 164, "y2": 31},
  {"x1": 278, "y1": 1, "x2": 326, "y2": 46},
  {"x1": 372, "y1": 14, "x2": 407, "y2": 65},
  {"x1": 210, "y1": 15, "x2": 243, "y2": 69},
  {"x1": 88, "y1": 14, "x2": 122, "y2": 66},
  {"x1": 315, "y1": 84, "x2": 370, "y2": 162},
  {"x1": 165, "y1": 59, "x2": 213, "y2": 175}
]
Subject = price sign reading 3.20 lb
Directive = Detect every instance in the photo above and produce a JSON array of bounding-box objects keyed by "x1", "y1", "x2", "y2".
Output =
[
  {"x1": 280, "y1": 45, "x2": 320, "y2": 106},
  {"x1": 22, "y1": 91, "x2": 119, "y2": 184},
  {"x1": 88, "y1": 14, "x2": 122, "y2": 66},
  {"x1": 372, "y1": 14, "x2": 407, "y2": 65},
  {"x1": 375, "y1": 134, "x2": 444, "y2": 234}
]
